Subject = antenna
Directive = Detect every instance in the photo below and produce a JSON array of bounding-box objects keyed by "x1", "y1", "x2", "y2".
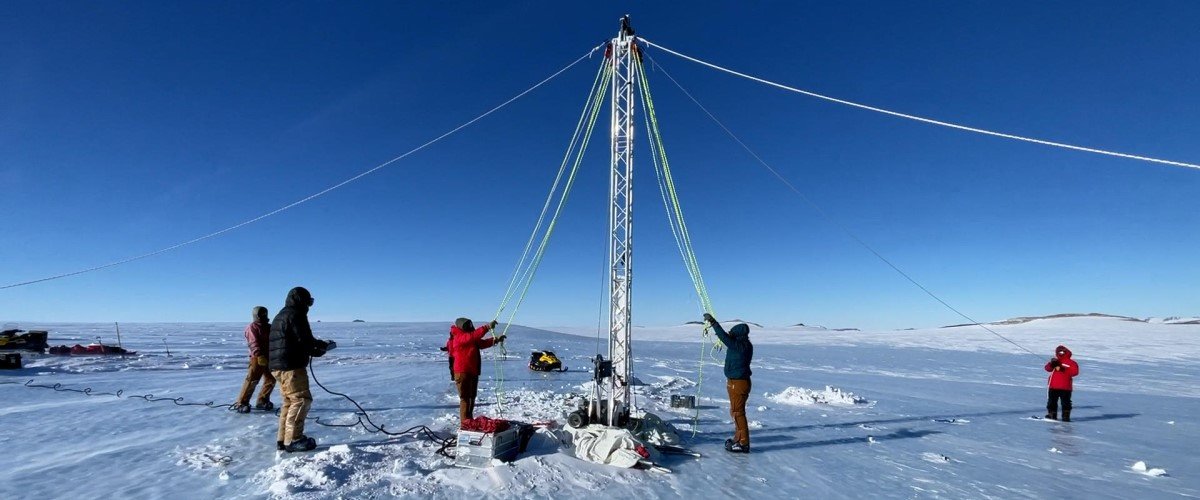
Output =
[{"x1": 605, "y1": 14, "x2": 638, "y2": 427}]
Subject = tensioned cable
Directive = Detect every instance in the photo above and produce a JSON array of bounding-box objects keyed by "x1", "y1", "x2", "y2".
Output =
[
  {"x1": 496, "y1": 64, "x2": 611, "y2": 336},
  {"x1": 494, "y1": 60, "x2": 609, "y2": 320},
  {"x1": 1, "y1": 44, "x2": 606, "y2": 291},
  {"x1": 638, "y1": 57, "x2": 726, "y2": 436},
  {"x1": 641, "y1": 39, "x2": 1200, "y2": 172},
  {"x1": 486, "y1": 62, "x2": 611, "y2": 414},
  {"x1": 637, "y1": 59, "x2": 713, "y2": 316},
  {"x1": 646, "y1": 53, "x2": 1040, "y2": 357}
]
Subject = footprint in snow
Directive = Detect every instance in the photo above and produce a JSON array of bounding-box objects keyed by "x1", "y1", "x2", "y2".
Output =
[{"x1": 920, "y1": 452, "x2": 952, "y2": 463}]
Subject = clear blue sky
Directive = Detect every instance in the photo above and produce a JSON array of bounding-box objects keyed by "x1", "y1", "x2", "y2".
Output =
[{"x1": 3, "y1": 2, "x2": 1198, "y2": 329}]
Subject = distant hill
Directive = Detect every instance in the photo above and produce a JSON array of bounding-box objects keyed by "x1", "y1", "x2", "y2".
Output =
[
  {"x1": 352, "y1": 319, "x2": 365, "y2": 323},
  {"x1": 787, "y1": 323, "x2": 859, "y2": 332},
  {"x1": 941, "y1": 312, "x2": 1198, "y2": 328},
  {"x1": 1145, "y1": 316, "x2": 1200, "y2": 325}
]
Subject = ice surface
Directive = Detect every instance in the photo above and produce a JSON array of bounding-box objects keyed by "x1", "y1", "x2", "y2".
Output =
[{"x1": 1, "y1": 317, "x2": 1197, "y2": 498}]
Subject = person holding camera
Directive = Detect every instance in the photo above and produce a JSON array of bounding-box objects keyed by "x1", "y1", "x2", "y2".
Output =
[
  {"x1": 1044, "y1": 345, "x2": 1080, "y2": 421},
  {"x1": 446, "y1": 317, "x2": 505, "y2": 424},
  {"x1": 269, "y1": 286, "x2": 331, "y2": 452}
]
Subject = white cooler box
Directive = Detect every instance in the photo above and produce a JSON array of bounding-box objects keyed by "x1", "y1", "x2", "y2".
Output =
[{"x1": 455, "y1": 426, "x2": 519, "y2": 468}]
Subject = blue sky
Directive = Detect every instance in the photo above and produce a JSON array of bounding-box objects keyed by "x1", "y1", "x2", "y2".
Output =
[{"x1": 2, "y1": 2, "x2": 1198, "y2": 329}]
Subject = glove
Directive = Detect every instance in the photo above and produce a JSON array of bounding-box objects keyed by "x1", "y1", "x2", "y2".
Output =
[
  {"x1": 256, "y1": 356, "x2": 268, "y2": 367},
  {"x1": 496, "y1": 335, "x2": 507, "y2": 344},
  {"x1": 1049, "y1": 358, "x2": 1061, "y2": 367},
  {"x1": 310, "y1": 339, "x2": 330, "y2": 357},
  {"x1": 703, "y1": 313, "x2": 716, "y2": 324},
  {"x1": 489, "y1": 320, "x2": 499, "y2": 330},
  {"x1": 439, "y1": 346, "x2": 448, "y2": 352}
]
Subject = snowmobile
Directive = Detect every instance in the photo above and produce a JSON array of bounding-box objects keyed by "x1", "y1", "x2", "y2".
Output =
[
  {"x1": 529, "y1": 350, "x2": 566, "y2": 372},
  {"x1": 48, "y1": 343, "x2": 137, "y2": 356},
  {"x1": 0, "y1": 329, "x2": 50, "y2": 353}
]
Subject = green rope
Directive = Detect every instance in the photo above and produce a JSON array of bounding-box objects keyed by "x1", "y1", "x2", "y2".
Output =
[
  {"x1": 494, "y1": 61, "x2": 608, "y2": 320},
  {"x1": 636, "y1": 59, "x2": 725, "y2": 436},
  {"x1": 498, "y1": 65, "x2": 610, "y2": 332},
  {"x1": 637, "y1": 61, "x2": 714, "y2": 316},
  {"x1": 487, "y1": 62, "x2": 614, "y2": 414}
]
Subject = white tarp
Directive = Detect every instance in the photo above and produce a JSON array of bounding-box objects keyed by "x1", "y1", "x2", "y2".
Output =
[
  {"x1": 566, "y1": 425, "x2": 646, "y2": 468},
  {"x1": 633, "y1": 412, "x2": 681, "y2": 447}
]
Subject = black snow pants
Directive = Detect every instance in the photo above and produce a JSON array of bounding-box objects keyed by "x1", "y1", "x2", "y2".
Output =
[{"x1": 1046, "y1": 388, "x2": 1072, "y2": 418}]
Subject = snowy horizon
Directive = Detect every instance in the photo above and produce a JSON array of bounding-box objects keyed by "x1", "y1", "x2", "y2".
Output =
[
  {"x1": 8, "y1": 310, "x2": 1198, "y2": 331},
  {"x1": 2, "y1": 317, "x2": 1197, "y2": 498}
]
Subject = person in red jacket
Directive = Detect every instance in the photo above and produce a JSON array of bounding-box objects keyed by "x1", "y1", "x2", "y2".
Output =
[
  {"x1": 446, "y1": 317, "x2": 505, "y2": 424},
  {"x1": 1044, "y1": 344, "x2": 1080, "y2": 421},
  {"x1": 234, "y1": 306, "x2": 276, "y2": 413}
]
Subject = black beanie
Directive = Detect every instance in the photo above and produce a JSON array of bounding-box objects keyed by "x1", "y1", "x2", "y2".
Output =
[{"x1": 252, "y1": 306, "x2": 269, "y2": 323}]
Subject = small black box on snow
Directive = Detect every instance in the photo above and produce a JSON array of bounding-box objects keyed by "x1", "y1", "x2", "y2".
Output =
[
  {"x1": 670, "y1": 394, "x2": 696, "y2": 409},
  {"x1": 0, "y1": 353, "x2": 22, "y2": 369}
]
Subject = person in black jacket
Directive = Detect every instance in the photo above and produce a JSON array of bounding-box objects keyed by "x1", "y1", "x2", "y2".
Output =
[
  {"x1": 269, "y1": 286, "x2": 330, "y2": 453},
  {"x1": 704, "y1": 313, "x2": 753, "y2": 453}
]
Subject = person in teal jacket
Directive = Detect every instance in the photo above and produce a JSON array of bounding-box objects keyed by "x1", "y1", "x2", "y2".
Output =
[{"x1": 704, "y1": 312, "x2": 753, "y2": 453}]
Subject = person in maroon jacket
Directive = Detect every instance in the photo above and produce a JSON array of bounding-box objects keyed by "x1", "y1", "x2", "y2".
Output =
[
  {"x1": 1044, "y1": 344, "x2": 1080, "y2": 421},
  {"x1": 445, "y1": 317, "x2": 505, "y2": 424},
  {"x1": 234, "y1": 306, "x2": 277, "y2": 413}
]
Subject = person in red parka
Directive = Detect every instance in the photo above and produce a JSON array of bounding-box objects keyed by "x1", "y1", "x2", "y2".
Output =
[
  {"x1": 446, "y1": 317, "x2": 505, "y2": 424},
  {"x1": 1044, "y1": 344, "x2": 1080, "y2": 421}
]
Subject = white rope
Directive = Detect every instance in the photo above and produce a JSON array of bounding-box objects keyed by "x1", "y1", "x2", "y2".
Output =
[
  {"x1": 641, "y1": 39, "x2": 1200, "y2": 172},
  {"x1": 646, "y1": 54, "x2": 1041, "y2": 357},
  {"x1": 1, "y1": 44, "x2": 605, "y2": 290}
]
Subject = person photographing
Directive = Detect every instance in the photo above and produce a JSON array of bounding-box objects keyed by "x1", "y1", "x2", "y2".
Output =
[{"x1": 1044, "y1": 345, "x2": 1080, "y2": 421}]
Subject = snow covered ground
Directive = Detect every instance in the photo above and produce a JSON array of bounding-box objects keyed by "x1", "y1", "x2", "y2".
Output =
[{"x1": 1, "y1": 317, "x2": 1197, "y2": 498}]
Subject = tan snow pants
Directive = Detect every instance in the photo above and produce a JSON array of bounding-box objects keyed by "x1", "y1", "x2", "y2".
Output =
[
  {"x1": 274, "y1": 368, "x2": 312, "y2": 445},
  {"x1": 454, "y1": 373, "x2": 479, "y2": 423},
  {"x1": 236, "y1": 357, "x2": 276, "y2": 406}
]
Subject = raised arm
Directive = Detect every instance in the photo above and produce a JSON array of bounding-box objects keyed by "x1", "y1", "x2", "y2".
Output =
[{"x1": 706, "y1": 314, "x2": 733, "y2": 348}]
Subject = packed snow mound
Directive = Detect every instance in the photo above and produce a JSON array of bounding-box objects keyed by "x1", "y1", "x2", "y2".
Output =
[
  {"x1": 766, "y1": 386, "x2": 870, "y2": 406},
  {"x1": 1131, "y1": 461, "x2": 1168, "y2": 477}
]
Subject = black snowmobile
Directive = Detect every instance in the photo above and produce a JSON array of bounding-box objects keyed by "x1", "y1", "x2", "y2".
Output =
[
  {"x1": 529, "y1": 350, "x2": 566, "y2": 372},
  {"x1": 0, "y1": 329, "x2": 49, "y2": 353}
]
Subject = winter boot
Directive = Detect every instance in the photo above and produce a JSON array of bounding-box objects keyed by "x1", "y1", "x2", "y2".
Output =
[
  {"x1": 724, "y1": 439, "x2": 749, "y2": 453},
  {"x1": 1062, "y1": 409, "x2": 1071, "y2": 422},
  {"x1": 255, "y1": 400, "x2": 274, "y2": 411},
  {"x1": 1044, "y1": 412, "x2": 1057, "y2": 421},
  {"x1": 285, "y1": 436, "x2": 317, "y2": 453},
  {"x1": 276, "y1": 441, "x2": 285, "y2": 451},
  {"x1": 234, "y1": 404, "x2": 251, "y2": 414}
]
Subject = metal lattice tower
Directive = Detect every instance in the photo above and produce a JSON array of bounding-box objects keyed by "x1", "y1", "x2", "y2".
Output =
[{"x1": 605, "y1": 15, "x2": 637, "y2": 426}]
